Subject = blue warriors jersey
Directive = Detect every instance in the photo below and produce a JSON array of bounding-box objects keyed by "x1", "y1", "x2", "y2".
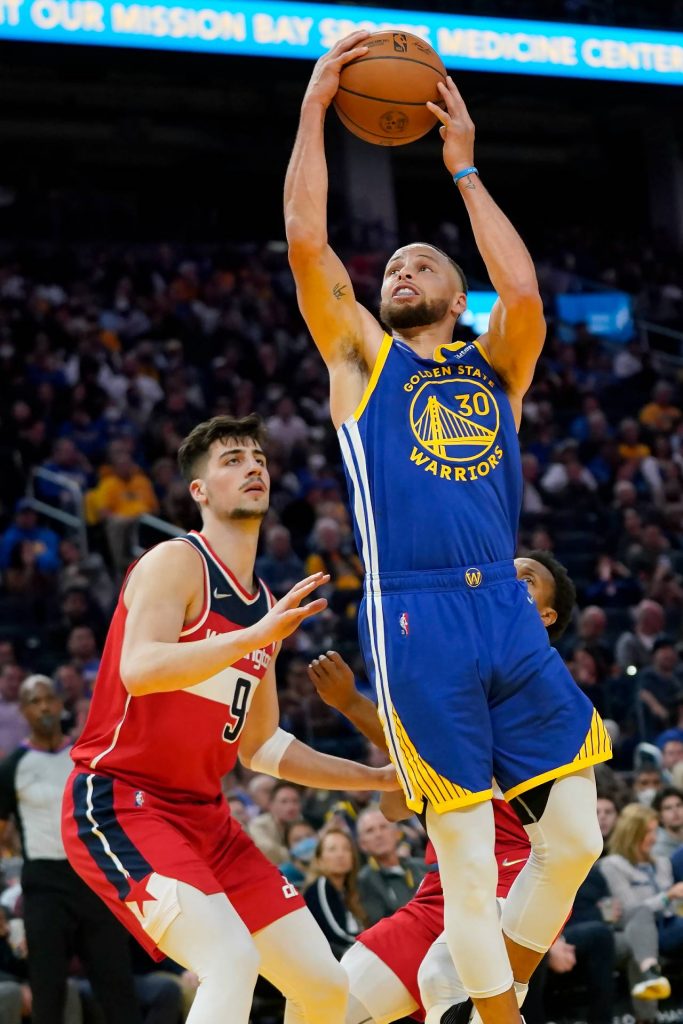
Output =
[{"x1": 339, "y1": 334, "x2": 522, "y2": 572}]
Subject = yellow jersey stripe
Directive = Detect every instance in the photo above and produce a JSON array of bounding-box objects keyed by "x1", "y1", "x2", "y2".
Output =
[
  {"x1": 504, "y1": 709, "x2": 613, "y2": 802},
  {"x1": 473, "y1": 339, "x2": 493, "y2": 366},
  {"x1": 353, "y1": 333, "x2": 393, "y2": 422}
]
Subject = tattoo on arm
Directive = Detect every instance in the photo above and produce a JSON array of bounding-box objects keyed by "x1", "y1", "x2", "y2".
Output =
[
  {"x1": 462, "y1": 174, "x2": 477, "y2": 191},
  {"x1": 332, "y1": 282, "x2": 348, "y2": 300}
]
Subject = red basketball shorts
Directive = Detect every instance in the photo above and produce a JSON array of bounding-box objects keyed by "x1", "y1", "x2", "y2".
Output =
[{"x1": 62, "y1": 769, "x2": 304, "y2": 960}]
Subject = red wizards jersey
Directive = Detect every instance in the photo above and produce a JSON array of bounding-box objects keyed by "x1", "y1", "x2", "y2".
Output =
[{"x1": 71, "y1": 532, "x2": 276, "y2": 803}]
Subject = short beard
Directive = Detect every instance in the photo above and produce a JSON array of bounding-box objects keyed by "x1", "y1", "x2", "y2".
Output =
[
  {"x1": 380, "y1": 296, "x2": 450, "y2": 331},
  {"x1": 229, "y1": 506, "x2": 267, "y2": 521}
]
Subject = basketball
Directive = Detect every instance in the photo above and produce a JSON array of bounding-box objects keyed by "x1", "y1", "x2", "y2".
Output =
[{"x1": 334, "y1": 30, "x2": 447, "y2": 147}]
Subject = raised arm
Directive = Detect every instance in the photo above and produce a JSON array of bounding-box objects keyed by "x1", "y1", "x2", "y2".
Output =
[
  {"x1": 307, "y1": 651, "x2": 387, "y2": 751},
  {"x1": 307, "y1": 652, "x2": 412, "y2": 820},
  {"x1": 427, "y1": 78, "x2": 545, "y2": 422},
  {"x1": 239, "y1": 659, "x2": 398, "y2": 791},
  {"x1": 284, "y1": 32, "x2": 384, "y2": 425},
  {"x1": 120, "y1": 542, "x2": 329, "y2": 696}
]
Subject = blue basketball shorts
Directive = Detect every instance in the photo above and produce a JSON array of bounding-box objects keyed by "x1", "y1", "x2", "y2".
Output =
[{"x1": 358, "y1": 560, "x2": 612, "y2": 813}]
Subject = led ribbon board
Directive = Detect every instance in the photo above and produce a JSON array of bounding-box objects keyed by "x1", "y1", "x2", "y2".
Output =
[{"x1": 1, "y1": 0, "x2": 682, "y2": 84}]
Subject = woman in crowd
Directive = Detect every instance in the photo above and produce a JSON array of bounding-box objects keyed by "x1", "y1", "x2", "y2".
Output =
[
  {"x1": 303, "y1": 828, "x2": 368, "y2": 959},
  {"x1": 600, "y1": 803, "x2": 683, "y2": 1013}
]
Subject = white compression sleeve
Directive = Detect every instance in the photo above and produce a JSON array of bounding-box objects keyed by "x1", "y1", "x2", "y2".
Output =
[
  {"x1": 341, "y1": 941, "x2": 419, "y2": 1024},
  {"x1": 502, "y1": 768, "x2": 603, "y2": 953},
  {"x1": 248, "y1": 727, "x2": 295, "y2": 777},
  {"x1": 157, "y1": 882, "x2": 260, "y2": 1024},
  {"x1": 419, "y1": 938, "x2": 469, "y2": 1024},
  {"x1": 426, "y1": 802, "x2": 513, "y2": 1000},
  {"x1": 254, "y1": 906, "x2": 349, "y2": 1024}
]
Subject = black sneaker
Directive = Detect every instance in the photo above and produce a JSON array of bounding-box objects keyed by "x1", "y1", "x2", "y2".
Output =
[
  {"x1": 441, "y1": 1000, "x2": 472, "y2": 1024},
  {"x1": 631, "y1": 966, "x2": 671, "y2": 1000}
]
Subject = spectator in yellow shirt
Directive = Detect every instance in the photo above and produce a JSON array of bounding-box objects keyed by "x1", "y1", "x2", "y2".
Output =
[
  {"x1": 639, "y1": 381, "x2": 682, "y2": 434},
  {"x1": 618, "y1": 418, "x2": 651, "y2": 463},
  {"x1": 86, "y1": 450, "x2": 158, "y2": 576}
]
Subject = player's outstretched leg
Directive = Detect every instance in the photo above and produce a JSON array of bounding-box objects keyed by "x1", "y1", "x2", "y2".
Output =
[
  {"x1": 157, "y1": 881, "x2": 260, "y2": 1023},
  {"x1": 255, "y1": 906, "x2": 349, "y2": 1024},
  {"x1": 426, "y1": 802, "x2": 519, "y2": 1024},
  {"x1": 501, "y1": 768, "x2": 603, "y2": 983}
]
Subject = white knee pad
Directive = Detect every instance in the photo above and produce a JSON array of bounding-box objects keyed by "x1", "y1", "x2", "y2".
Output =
[
  {"x1": 503, "y1": 768, "x2": 602, "y2": 954},
  {"x1": 427, "y1": 804, "x2": 513, "y2": 1000}
]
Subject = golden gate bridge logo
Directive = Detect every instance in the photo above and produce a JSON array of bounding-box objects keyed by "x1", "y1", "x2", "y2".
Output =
[{"x1": 409, "y1": 379, "x2": 500, "y2": 463}]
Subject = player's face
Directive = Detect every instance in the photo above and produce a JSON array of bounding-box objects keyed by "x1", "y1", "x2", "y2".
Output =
[
  {"x1": 514, "y1": 557, "x2": 558, "y2": 633},
  {"x1": 379, "y1": 245, "x2": 466, "y2": 331},
  {"x1": 192, "y1": 438, "x2": 270, "y2": 521}
]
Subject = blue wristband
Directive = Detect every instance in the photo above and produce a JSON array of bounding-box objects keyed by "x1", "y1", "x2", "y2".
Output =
[{"x1": 453, "y1": 166, "x2": 478, "y2": 184}]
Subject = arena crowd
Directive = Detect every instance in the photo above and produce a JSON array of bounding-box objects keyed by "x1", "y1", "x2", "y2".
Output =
[{"x1": 0, "y1": 234, "x2": 681, "y2": 1023}]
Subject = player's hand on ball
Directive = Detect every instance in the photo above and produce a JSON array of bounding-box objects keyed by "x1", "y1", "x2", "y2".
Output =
[
  {"x1": 308, "y1": 651, "x2": 357, "y2": 711},
  {"x1": 255, "y1": 573, "x2": 330, "y2": 645},
  {"x1": 426, "y1": 76, "x2": 475, "y2": 177},
  {"x1": 304, "y1": 31, "x2": 370, "y2": 109}
]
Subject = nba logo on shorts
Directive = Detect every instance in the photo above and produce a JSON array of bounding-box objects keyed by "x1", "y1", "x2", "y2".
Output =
[
  {"x1": 399, "y1": 612, "x2": 409, "y2": 636},
  {"x1": 135, "y1": 790, "x2": 145, "y2": 807}
]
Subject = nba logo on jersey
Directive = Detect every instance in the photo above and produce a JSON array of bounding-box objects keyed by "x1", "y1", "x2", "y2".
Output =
[
  {"x1": 134, "y1": 790, "x2": 145, "y2": 807},
  {"x1": 399, "y1": 612, "x2": 409, "y2": 636}
]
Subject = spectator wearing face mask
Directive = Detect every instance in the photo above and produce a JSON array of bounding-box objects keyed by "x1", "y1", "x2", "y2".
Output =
[
  {"x1": 632, "y1": 767, "x2": 664, "y2": 808},
  {"x1": 279, "y1": 820, "x2": 318, "y2": 889}
]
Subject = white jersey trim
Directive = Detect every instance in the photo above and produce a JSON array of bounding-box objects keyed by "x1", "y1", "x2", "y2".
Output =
[
  {"x1": 338, "y1": 420, "x2": 416, "y2": 806},
  {"x1": 90, "y1": 694, "x2": 132, "y2": 770},
  {"x1": 173, "y1": 537, "x2": 212, "y2": 637}
]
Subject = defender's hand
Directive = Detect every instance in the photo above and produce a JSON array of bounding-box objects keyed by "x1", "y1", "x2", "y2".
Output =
[
  {"x1": 252, "y1": 573, "x2": 330, "y2": 647},
  {"x1": 303, "y1": 31, "x2": 370, "y2": 109},
  {"x1": 308, "y1": 651, "x2": 357, "y2": 711},
  {"x1": 426, "y1": 76, "x2": 476, "y2": 177}
]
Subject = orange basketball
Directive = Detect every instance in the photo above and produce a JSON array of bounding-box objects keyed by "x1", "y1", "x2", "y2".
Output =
[{"x1": 334, "y1": 30, "x2": 446, "y2": 147}]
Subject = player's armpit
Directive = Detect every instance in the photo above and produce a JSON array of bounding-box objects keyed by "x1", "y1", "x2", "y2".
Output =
[
  {"x1": 479, "y1": 294, "x2": 545, "y2": 407},
  {"x1": 288, "y1": 242, "x2": 383, "y2": 373}
]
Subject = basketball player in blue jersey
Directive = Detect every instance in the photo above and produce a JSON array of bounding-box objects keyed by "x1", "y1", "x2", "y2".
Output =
[{"x1": 285, "y1": 31, "x2": 610, "y2": 1024}]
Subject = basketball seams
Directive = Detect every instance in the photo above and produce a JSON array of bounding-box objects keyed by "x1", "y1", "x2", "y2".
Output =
[
  {"x1": 346, "y1": 55, "x2": 446, "y2": 75},
  {"x1": 338, "y1": 85, "x2": 445, "y2": 107}
]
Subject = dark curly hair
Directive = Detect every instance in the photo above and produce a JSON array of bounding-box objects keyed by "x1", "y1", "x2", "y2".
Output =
[{"x1": 526, "y1": 549, "x2": 576, "y2": 642}]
